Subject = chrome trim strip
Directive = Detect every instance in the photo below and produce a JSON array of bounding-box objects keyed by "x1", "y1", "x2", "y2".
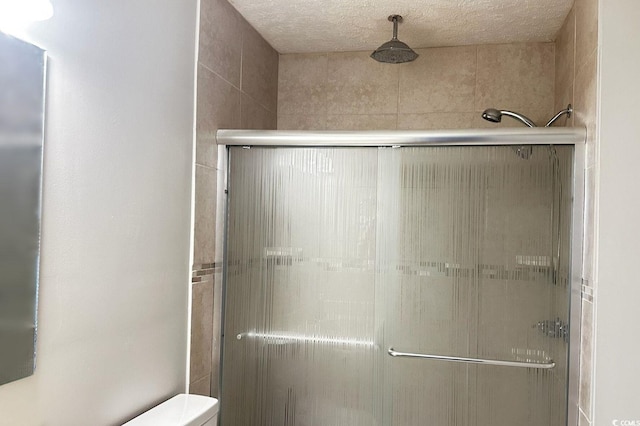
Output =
[
  {"x1": 567, "y1": 137, "x2": 587, "y2": 426},
  {"x1": 217, "y1": 128, "x2": 586, "y2": 147},
  {"x1": 388, "y1": 347, "x2": 556, "y2": 369}
]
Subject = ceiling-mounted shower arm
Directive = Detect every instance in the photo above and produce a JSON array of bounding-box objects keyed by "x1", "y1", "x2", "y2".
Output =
[
  {"x1": 545, "y1": 104, "x2": 573, "y2": 127},
  {"x1": 390, "y1": 14, "x2": 400, "y2": 40},
  {"x1": 370, "y1": 14, "x2": 419, "y2": 64}
]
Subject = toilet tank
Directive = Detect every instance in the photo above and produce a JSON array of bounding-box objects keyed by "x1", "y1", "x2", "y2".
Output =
[{"x1": 123, "y1": 394, "x2": 219, "y2": 426}]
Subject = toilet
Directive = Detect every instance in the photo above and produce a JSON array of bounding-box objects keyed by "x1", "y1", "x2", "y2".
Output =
[{"x1": 123, "y1": 394, "x2": 219, "y2": 426}]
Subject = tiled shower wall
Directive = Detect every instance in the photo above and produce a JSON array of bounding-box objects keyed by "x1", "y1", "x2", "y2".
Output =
[
  {"x1": 193, "y1": 0, "x2": 597, "y2": 415},
  {"x1": 278, "y1": 43, "x2": 555, "y2": 130},
  {"x1": 554, "y1": 0, "x2": 599, "y2": 424},
  {"x1": 277, "y1": 17, "x2": 598, "y2": 423},
  {"x1": 190, "y1": 0, "x2": 278, "y2": 397}
]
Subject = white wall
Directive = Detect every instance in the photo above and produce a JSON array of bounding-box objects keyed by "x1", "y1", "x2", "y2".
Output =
[
  {"x1": 594, "y1": 0, "x2": 640, "y2": 423},
  {"x1": 0, "y1": 0, "x2": 198, "y2": 424}
]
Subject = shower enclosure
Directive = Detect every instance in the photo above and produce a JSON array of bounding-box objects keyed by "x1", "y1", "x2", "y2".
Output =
[{"x1": 216, "y1": 129, "x2": 585, "y2": 426}]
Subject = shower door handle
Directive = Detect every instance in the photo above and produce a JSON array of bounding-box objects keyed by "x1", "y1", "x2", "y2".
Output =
[{"x1": 387, "y1": 347, "x2": 555, "y2": 369}]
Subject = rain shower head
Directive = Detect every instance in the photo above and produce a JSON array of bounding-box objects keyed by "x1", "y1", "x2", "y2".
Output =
[
  {"x1": 371, "y1": 15, "x2": 419, "y2": 64},
  {"x1": 481, "y1": 108, "x2": 537, "y2": 128}
]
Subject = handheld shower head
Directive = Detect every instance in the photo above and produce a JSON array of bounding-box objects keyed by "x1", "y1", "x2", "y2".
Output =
[
  {"x1": 480, "y1": 108, "x2": 536, "y2": 160},
  {"x1": 481, "y1": 108, "x2": 503, "y2": 123},
  {"x1": 481, "y1": 108, "x2": 537, "y2": 127},
  {"x1": 481, "y1": 105, "x2": 573, "y2": 128}
]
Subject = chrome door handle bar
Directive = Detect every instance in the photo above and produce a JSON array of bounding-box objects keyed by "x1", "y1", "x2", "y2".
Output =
[{"x1": 388, "y1": 347, "x2": 555, "y2": 369}]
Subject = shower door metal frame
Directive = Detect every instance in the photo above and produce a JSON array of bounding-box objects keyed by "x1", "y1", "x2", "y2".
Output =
[{"x1": 216, "y1": 127, "x2": 586, "y2": 426}]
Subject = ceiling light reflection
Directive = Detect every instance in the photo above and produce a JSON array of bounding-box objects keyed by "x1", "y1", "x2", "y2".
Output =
[{"x1": 0, "y1": 0, "x2": 53, "y2": 35}]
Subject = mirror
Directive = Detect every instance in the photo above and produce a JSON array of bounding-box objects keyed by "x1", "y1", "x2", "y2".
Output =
[{"x1": 0, "y1": 31, "x2": 46, "y2": 385}]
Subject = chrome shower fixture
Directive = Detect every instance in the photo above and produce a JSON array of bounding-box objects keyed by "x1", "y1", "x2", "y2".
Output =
[
  {"x1": 481, "y1": 104, "x2": 573, "y2": 160},
  {"x1": 481, "y1": 104, "x2": 573, "y2": 127},
  {"x1": 481, "y1": 108, "x2": 537, "y2": 127},
  {"x1": 544, "y1": 104, "x2": 573, "y2": 127},
  {"x1": 371, "y1": 15, "x2": 419, "y2": 64}
]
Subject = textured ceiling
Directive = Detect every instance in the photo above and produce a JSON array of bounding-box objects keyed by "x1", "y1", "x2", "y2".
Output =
[{"x1": 227, "y1": 0, "x2": 574, "y2": 54}]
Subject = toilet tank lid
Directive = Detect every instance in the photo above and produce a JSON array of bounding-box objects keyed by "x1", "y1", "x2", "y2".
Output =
[{"x1": 123, "y1": 394, "x2": 219, "y2": 426}]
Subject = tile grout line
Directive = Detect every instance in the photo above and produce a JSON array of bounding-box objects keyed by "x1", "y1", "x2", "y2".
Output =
[
  {"x1": 195, "y1": 162, "x2": 217, "y2": 171},
  {"x1": 241, "y1": 89, "x2": 277, "y2": 115},
  {"x1": 323, "y1": 52, "x2": 329, "y2": 130},
  {"x1": 199, "y1": 61, "x2": 241, "y2": 93},
  {"x1": 578, "y1": 406, "x2": 591, "y2": 423},
  {"x1": 474, "y1": 45, "x2": 479, "y2": 119}
]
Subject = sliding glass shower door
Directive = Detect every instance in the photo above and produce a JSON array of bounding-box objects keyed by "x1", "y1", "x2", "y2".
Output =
[
  {"x1": 221, "y1": 145, "x2": 573, "y2": 426},
  {"x1": 222, "y1": 148, "x2": 380, "y2": 425}
]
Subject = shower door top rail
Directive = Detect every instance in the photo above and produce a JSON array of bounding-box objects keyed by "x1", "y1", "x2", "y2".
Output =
[
  {"x1": 388, "y1": 347, "x2": 556, "y2": 369},
  {"x1": 217, "y1": 128, "x2": 586, "y2": 147}
]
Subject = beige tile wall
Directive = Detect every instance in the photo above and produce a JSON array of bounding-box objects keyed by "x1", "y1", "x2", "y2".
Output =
[
  {"x1": 278, "y1": 43, "x2": 555, "y2": 131},
  {"x1": 277, "y1": 33, "x2": 595, "y2": 422},
  {"x1": 192, "y1": 1, "x2": 595, "y2": 415},
  {"x1": 554, "y1": 0, "x2": 599, "y2": 424},
  {"x1": 190, "y1": 0, "x2": 278, "y2": 397}
]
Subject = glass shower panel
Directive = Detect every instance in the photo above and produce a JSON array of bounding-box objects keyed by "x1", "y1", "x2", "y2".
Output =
[
  {"x1": 378, "y1": 145, "x2": 573, "y2": 426},
  {"x1": 222, "y1": 147, "x2": 382, "y2": 425},
  {"x1": 222, "y1": 144, "x2": 573, "y2": 426}
]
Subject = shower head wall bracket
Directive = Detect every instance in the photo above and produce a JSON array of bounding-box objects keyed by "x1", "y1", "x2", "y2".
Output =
[{"x1": 545, "y1": 104, "x2": 573, "y2": 127}]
